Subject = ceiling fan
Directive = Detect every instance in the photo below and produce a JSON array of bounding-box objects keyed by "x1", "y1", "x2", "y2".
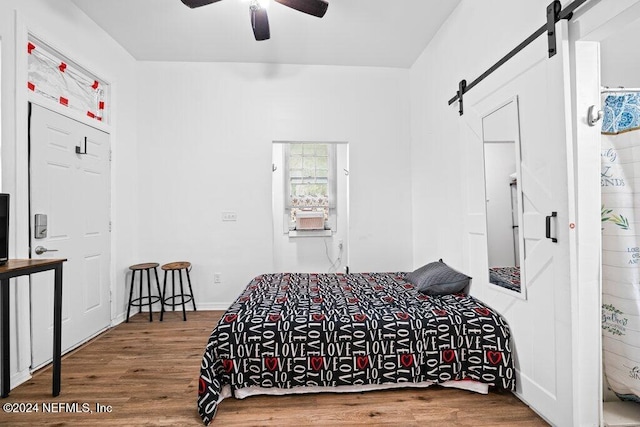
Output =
[{"x1": 180, "y1": 0, "x2": 329, "y2": 41}]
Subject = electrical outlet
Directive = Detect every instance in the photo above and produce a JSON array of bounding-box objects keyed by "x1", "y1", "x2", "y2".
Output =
[
  {"x1": 214, "y1": 273, "x2": 221, "y2": 283},
  {"x1": 222, "y1": 211, "x2": 237, "y2": 222}
]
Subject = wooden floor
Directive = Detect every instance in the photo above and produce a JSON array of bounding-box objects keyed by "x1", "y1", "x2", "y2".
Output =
[{"x1": 3, "y1": 311, "x2": 549, "y2": 426}]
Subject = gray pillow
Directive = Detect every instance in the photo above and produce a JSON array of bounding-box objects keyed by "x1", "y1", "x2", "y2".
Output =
[{"x1": 406, "y1": 259, "x2": 471, "y2": 295}]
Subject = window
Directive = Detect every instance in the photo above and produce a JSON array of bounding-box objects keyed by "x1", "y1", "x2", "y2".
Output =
[
  {"x1": 27, "y1": 36, "x2": 109, "y2": 123},
  {"x1": 284, "y1": 143, "x2": 336, "y2": 231}
]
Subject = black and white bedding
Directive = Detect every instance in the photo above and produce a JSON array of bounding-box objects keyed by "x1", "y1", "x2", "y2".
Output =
[
  {"x1": 197, "y1": 272, "x2": 515, "y2": 425},
  {"x1": 489, "y1": 266, "x2": 521, "y2": 292}
]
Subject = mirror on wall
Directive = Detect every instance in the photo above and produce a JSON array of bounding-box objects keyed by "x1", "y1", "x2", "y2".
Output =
[{"x1": 481, "y1": 97, "x2": 526, "y2": 299}]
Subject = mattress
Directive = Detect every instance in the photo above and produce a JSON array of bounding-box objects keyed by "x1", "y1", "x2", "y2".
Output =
[{"x1": 197, "y1": 272, "x2": 515, "y2": 424}]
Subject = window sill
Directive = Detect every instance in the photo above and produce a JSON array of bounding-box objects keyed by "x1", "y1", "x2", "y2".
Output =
[{"x1": 288, "y1": 230, "x2": 333, "y2": 237}]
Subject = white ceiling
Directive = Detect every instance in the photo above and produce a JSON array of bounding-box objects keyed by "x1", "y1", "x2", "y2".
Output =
[{"x1": 69, "y1": 0, "x2": 461, "y2": 68}]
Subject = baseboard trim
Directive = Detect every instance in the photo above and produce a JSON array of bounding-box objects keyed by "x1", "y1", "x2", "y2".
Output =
[
  {"x1": 10, "y1": 368, "x2": 32, "y2": 391},
  {"x1": 112, "y1": 302, "x2": 233, "y2": 326}
]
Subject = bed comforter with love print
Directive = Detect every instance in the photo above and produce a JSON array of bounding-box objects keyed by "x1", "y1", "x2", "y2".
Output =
[{"x1": 197, "y1": 272, "x2": 515, "y2": 425}]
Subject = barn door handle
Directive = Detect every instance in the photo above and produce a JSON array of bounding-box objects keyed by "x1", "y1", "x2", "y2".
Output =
[
  {"x1": 75, "y1": 136, "x2": 87, "y2": 155},
  {"x1": 545, "y1": 211, "x2": 558, "y2": 243}
]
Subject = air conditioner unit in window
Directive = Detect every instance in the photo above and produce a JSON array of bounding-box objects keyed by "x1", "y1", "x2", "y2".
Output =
[{"x1": 296, "y1": 211, "x2": 325, "y2": 230}]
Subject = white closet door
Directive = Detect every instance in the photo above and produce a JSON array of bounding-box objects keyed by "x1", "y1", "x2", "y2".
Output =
[
  {"x1": 29, "y1": 103, "x2": 111, "y2": 369},
  {"x1": 463, "y1": 22, "x2": 574, "y2": 426}
]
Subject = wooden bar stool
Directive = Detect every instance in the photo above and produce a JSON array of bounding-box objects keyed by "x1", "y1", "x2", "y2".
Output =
[
  {"x1": 126, "y1": 262, "x2": 163, "y2": 322},
  {"x1": 160, "y1": 261, "x2": 196, "y2": 321}
]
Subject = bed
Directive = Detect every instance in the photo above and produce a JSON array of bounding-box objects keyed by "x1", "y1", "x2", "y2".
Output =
[{"x1": 197, "y1": 271, "x2": 515, "y2": 425}]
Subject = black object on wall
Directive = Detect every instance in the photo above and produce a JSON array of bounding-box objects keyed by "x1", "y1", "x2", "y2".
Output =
[
  {"x1": 0, "y1": 194, "x2": 9, "y2": 266},
  {"x1": 448, "y1": 0, "x2": 589, "y2": 116}
]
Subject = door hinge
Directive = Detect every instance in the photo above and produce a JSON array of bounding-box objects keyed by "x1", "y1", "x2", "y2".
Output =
[
  {"x1": 109, "y1": 150, "x2": 112, "y2": 162},
  {"x1": 109, "y1": 221, "x2": 112, "y2": 232}
]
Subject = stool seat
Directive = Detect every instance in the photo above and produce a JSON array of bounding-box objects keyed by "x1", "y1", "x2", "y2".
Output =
[
  {"x1": 160, "y1": 261, "x2": 196, "y2": 321},
  {"x1": 126, "y1": 262, "x2": 163, "y2": 322},
  {"x1": 130, "y1": 262, "x2": 160, "y2": 271},
  {"x1": 162, "y1": 261, "x2": 191, "y2": 271}
]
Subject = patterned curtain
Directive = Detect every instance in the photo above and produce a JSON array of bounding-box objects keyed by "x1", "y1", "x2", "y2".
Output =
[{"x1": 601, "y1": 93, "x2": 640, "y2": 404}]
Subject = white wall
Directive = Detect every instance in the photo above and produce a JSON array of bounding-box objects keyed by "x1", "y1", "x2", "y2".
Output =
[
  {"x1": 600, "y1": 17, "x2": 640, "y2": 87},
  {"x1": 136, "y1": 62, "x2": 413, "y2": 307},
  {"x1": 0, "y1": 0, "x2": 139, "y2": 388}
]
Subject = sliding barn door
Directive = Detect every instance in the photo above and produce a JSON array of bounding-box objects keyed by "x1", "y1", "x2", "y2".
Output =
[{"x1": 463, "y1": 22, "x2": 574, "y2": 426}]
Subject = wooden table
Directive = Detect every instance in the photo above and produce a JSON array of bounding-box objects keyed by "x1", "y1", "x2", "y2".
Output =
[{"x1": 0, "y1": 259, "x2": 67, "y2": 398}]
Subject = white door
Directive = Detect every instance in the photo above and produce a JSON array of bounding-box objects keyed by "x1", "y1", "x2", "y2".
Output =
[
  {"x1": 29, "y1": 103, "x2": 111, "y2": 369},
  {"x1": 463, "y1": 22, "x2": 574, "y2": 426}
]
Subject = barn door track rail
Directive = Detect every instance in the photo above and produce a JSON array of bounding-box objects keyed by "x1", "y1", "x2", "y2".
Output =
[{"x1": 448, "y1": 0, "x2": 589, "y2": 116}]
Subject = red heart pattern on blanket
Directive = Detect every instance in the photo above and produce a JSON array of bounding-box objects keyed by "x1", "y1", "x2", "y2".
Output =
[
  {"x1": 310, "y1": 357, "x2": 324, "y2": 371},
  {"x1": 396, "y1": 312, "x2": 409, "y2": 320},
  {"x1": 224, "y1": 314, "x2": 237, "y2": 323},
  {"x1": 487, "y1": 351, "x2": 502, "y2": 365},
  {"x1": 312, "y1": 314, "x2": 325, "y2": 321},
  {"x1": 400, "y1": 354, "x2": 414, "y2": 368},
  {"x1": 265, "y1": 357, "x2": 278, "y2": 371},
  {"x1": 223, "y1": 359, "x2": 234, "y2": 373},
  {"x1": 269, "y1": 314, "x2": 281, "y2": 322},
  {"x1": 353, "y1": 314, "x2": 367, "y2": 322},
  {"x1": 475, "y1": 307, "x2": 490, "y2": 316},
  {"x1": 442, "y1": 349, "x2": 455, "y2": 363},
  {"x1": 356, "y1": 356, "x2": 369, "y2": 370}
]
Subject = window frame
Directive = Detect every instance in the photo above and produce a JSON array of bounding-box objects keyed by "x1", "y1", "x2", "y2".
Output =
[{"x1": 283, "y1": 142, "x2": 337, "y2": 231}]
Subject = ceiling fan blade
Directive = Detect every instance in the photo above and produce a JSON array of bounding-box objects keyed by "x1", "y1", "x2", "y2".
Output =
[
  {"x1": 274, "y1": 0, "x2": 328, "y2": 18},
  {"x1": 180, "y1": 0, "x2": 223, "y2": 9},
  {"x1": 251, "y1": 7, "x2": 270, "y2": 41}
]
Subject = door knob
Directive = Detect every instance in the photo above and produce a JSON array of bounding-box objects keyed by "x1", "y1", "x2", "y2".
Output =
[{"x1": 34, "y1": 246, "x2": 59, "y2": 255}]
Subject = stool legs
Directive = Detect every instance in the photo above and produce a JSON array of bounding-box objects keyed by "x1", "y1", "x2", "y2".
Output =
[
  {"x1": 160, "y1": 271, "x2": 168, "y2": 321},
  {"x1": 178, "y1": 270, "x2": 187, "y2": 321},
  {"x1": 154, "y1": 267, "x2": 164, "y2": 316},
  {"x1": 171, "y1": 270, "x2": 176, "y2": 312},
  {"x1": 186, "y1": 269, "x2": 197, "y2": 311},
  {"x1": 138, "y1": 272, "x2": 143, "y2": 315},
  {"x1": 146, "y1": 268, "x2": 153, "y2": 321},
  {"x1": 126, "y1": 270, "x2": 136, "y2": 322}
]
